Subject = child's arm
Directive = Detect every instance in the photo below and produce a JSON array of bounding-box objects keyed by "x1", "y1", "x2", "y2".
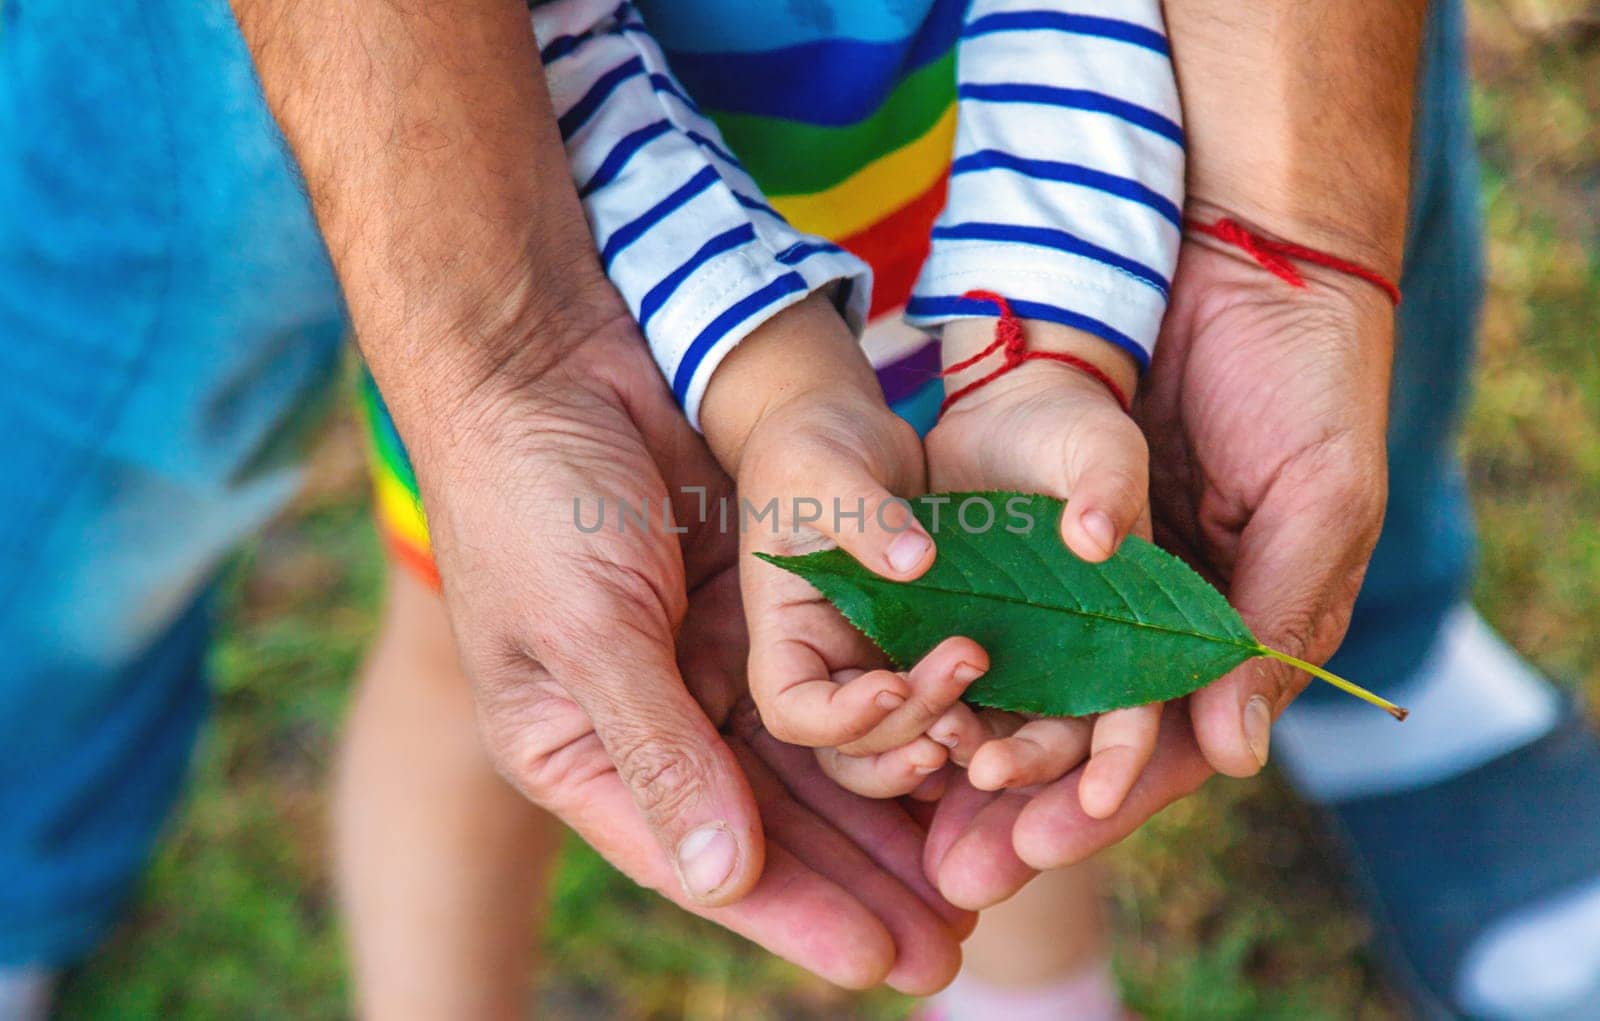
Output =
[
  {"x1": 909, "y1": 0, "x2": 1182, "y2": 561},
  {"x1": 700, "y1": 292, "x2": 992, "y2": 797},
  {"x1": 534, "y1": 2, "x2": 870, "y2": 427},
  {"x1": 906, "y1": 0, "x2": 1183, "y2": 390},
  {"x1": 886, "y1": 0, "x2": 1185, "y2": 816}
]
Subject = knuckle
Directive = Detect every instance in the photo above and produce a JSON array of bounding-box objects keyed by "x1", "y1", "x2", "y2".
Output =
[
  {"x1": 616, "y1": 737, "x2": 704, "y2": 822},
  {"x1": 1267, "y1": 603, "x2": 1320, "y2": 658}
]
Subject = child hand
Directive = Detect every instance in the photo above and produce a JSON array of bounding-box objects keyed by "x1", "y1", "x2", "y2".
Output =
[
  {"x1": 700, "y1": 293, "x2": 990, "y2": 799},
  {"x1": 912, "y1": 313, "x2": 1159, "y2": 820}
]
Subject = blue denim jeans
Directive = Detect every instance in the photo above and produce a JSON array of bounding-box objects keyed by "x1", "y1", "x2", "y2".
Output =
[
  {"x1": 0, "y1": 0, "x2": 1479, "y2": 966},
  {"x1": 0, "y1": 0, "x2": 344, "y2": 964}
]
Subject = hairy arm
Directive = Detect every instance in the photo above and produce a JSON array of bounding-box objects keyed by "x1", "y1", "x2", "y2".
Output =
[
  {"x1": 1167, "y1": 0, "x2": 1428, "y2": 275},
  {"x1": 1151, "y1": 0, "x2": 1430, "y2": 776},
  {"x1": 229, "y1": 0, "x2": 618, "y2": 448},
  {"x1": 226, "y1": 3, "x2": 975, "y2": 984}
]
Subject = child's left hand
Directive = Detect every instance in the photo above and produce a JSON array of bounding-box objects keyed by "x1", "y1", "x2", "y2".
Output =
[
  {"x1": 700, "y1": 292, "x2": 990, "y2": 800},
  {"x1": 819, "y1": 315, "x2": 1161, "y2": 820}
]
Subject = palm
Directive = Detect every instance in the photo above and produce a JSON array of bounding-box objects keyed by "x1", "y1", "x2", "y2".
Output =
[{"x1": 504, "y1": 561, "x2": 966, "y2": 990}]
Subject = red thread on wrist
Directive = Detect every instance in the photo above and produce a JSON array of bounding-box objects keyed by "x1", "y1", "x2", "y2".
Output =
[
  {"x1": 1186, "y1": 217, "x2": 1402, "y2": 306},
  {"x1": 939, "y1": 290, "x2": 1131, "y2": 416}
]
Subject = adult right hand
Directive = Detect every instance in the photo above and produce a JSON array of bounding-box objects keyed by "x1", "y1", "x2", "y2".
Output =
[{"x1": 398, "y1": 301, "x2": 969, "y2": 993}]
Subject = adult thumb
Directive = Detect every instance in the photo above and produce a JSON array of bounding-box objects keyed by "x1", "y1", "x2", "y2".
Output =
[{"x1": 558, "y1": 617, "x2": 767, "y2": 906}]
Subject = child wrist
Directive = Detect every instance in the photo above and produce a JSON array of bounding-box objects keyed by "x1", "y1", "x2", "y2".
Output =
[
  {"x1": 698, "y1": 291, "x2": 881, "y2": 474},
  {"x1": 940, "y1": 313, "x2": 1139, "y2": 414}
]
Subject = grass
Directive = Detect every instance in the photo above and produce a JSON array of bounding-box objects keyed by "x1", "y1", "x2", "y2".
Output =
[{"x1": 54, "y1": 5, "x2": 1600, "y2": 1018}]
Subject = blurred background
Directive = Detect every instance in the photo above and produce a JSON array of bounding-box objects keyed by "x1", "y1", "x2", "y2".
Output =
[{"x1": 50, "y1": 1, "x2": 1600, "y2": 1017}]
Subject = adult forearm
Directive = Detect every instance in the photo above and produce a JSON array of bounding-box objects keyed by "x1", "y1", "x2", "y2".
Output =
[
  {"x1": 1168, "y1": 1, "x2": 1428, "y2": 277},
  {"x1": 230, "y1": 0, "x2": 618, "y2": 431}
]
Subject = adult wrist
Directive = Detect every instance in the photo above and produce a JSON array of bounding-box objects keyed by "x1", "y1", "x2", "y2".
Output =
[
  {"x1": 1168, "y1": 2, "x2": 1425, "y2": 282},
  {"x1": 358, "y1": 258, "x2": 640, "y2": 483},
  {"x1": 1182, "y1": 199, "x2": 1402, "y2": 337},
  {"x1": 1181, "y1": 127, "x2": 1411, "y2": 284}
]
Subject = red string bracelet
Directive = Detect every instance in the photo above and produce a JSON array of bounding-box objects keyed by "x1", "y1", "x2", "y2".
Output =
[
  {"x1": 939, "y1": 225, "x2": 1397, "y2": 415},
  {"x1": 939, "y1": 290, "x2": 1131, "y2": 416},
  {"x1": 1185, "y1": 217, "x2": 1402, "y2": 306}
]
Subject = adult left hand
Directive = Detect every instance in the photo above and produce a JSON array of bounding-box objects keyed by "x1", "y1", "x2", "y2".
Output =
[
  {"x1": 441, "y1": 323, "x2": 973, "y2": 993},
  {"x1": 922, "y1": 221, "x2": 1394, "y2": 907}
]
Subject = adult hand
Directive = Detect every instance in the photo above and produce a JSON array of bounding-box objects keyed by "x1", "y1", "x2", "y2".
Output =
[
  {"x1": 405, "y1": 307, "x2": 968, "y2": 993},
  {"x1": 228, "y1": 0, "x2": 969, "y2": 987},
  {"x1": 923, "y1": 217, "x2": 1394, "y2": 905}
]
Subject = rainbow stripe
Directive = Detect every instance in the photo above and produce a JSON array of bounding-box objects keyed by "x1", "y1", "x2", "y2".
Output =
[{"x1": 367, "y1": 0, "x2": 961, "y2": 584}]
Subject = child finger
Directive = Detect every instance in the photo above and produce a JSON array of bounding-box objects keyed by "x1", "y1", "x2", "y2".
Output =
[
  {"x1": 1055, "y1": 411, "x2": 1149, "y2": 563},
  {"x1": 907, "y1": 764, "x2": 953, "y2": 802},
  {"x1": 836, "y1": 637, "x2": 988, "y2": 756},
  {"x1": 749, "y1": 637, "x2": 911, "y2": 747},
  {"x1": 774, "y1": 448, "x2": 936, "y2": 581},
  {"x1": 966, "y1": 717, "x2": 1093, "y2": 791},
  {"x1": 928, "y1": 703, "x2": 995, "y2": 768},
  {"x1": 1077, "y1": 702, "x2": 1164, "y2": 819},
  {"x1": 816, "y1": 738, "x2": 949, "y2": 799}
]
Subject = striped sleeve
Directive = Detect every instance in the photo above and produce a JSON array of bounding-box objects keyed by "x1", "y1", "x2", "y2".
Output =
[
  {"x1": 904, "y1": 0, "x2": 1185, "y2": 369},
  {"x1": 533, "y1": 0, "x2": 872, "y2": 427}
]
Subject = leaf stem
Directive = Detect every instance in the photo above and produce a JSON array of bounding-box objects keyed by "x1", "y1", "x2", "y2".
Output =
[{"x1": 1256, "y1": 646, "x2": 1409, "y2": 721}]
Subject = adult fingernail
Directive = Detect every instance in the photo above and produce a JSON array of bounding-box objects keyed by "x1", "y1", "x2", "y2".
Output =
[
  {"x1": 876, "y1": 690, "x2": 906, "y2": 712},
  {"x1": 677, "y1": 823, "x2": 739, "y2": 902},
  {"x1": 953, "y1": 662, "x2": 985, "y2": 686},
  {"x1": 887, "y1": 530, "x2": 933, "y2": 574},
  {"x1": 1080, "y1": 510, "x2": 1117, "y2": 557},
  {"x1": 1244, "y1": 696, "x2": 1273, "y2": 768}
]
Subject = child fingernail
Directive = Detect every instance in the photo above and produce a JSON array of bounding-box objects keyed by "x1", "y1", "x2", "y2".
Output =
[
  {"x1": 886, "y1": 530, "x2": 932, "y2": 573},
  {"x1": 876, "y1": 690, "x2": 906, "y2": 711},
  {"x1": 1081, "y1": 510, "x2": 1117, "y2": 556},
  {"x1": 932, "y1": 728, "x2": 959, "y2": 749},
  {"x1": 953, "y1": 662, "x2": 985, "y2": 685}
]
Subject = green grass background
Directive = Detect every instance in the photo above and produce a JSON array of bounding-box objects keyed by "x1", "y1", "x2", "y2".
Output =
[{"x1": 54, "y1": 3, "x2": 1600, "y2": 1017}]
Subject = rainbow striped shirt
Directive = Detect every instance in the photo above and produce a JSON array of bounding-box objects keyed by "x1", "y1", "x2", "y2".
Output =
[
  {"x1": 365, "y1": 0, "x2": 1184, "y2": 584},
  {"x1": 540, "y1": 0, "x2": 1183, "y2": 426}
]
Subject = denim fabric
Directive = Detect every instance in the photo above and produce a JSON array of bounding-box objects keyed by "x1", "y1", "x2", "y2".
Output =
[{"x1": 0, "y1": 0, "x2": 343, "y2": 964}]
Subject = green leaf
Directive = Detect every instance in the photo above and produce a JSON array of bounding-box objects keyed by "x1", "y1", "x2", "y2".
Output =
[{"x1": 755, "y1": 491, "x2": 1405, "y2": 719}]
